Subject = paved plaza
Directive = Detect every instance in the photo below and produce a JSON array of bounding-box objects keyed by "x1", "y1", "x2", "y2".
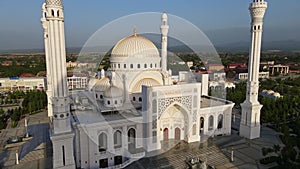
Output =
[
  {"x1": 0, "y1": 109, "x2": 283, "y2": 169},
  {"x1": 127, "y1": 126, "x2": 282, "y2": 169},
  {"x1": 0, "y1": 110, "x2": 52, "y2": 169}
]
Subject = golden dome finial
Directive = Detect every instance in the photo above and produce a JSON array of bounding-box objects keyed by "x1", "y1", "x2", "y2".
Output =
[{"x1": 133, "y1": 26, "x2": 137, "y2": 37}]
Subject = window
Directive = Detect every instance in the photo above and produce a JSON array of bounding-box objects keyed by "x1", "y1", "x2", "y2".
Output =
[
  {"x1": 155, "y1": 64, "x2": 157, "y2": 68},
  {"x1": 133, "y1": 97, "x2": 136, "y2": 101},
  {"x1": 139, "y1": 97, "x2": 142, "y2": 102},
  {"x1": 51, "y1": 10, "x2": 54, "y2": 17},
  {"x1": 107, "y1": 100, "x2": 110, "y2": 105},
  {"x1": 98, "y1": 133, "x2": 107, "y2": 152},
  {"x1": 57, "y1": 10, "x2": 60, "y2": 17},
  {"x1": 100, "y1": 95, "x2": 103, "y2": 99},
  {"x1": 137, "y1": 64, "x2": 140, "y2": 68},
  {"x1": 124, "y1": 64, "x2": 126, "y2": 68},
  {"x1": 118, "y1": 64, "x2": 120, "y2": 68},
  {"x1": 115, "y1": 100, "x2": 117, "y2": 104},
  {"x1": 144, "y1": 64, "x2": 147, "y2": 68},
  {"x1": 99, "y1": 159, "x2": 108, "y2": 168},
  {"x1": 114, "y1": 130, "x2": 122, "y2": 148},
  {"x1": 62, "y1": 146, "x2": 65, "y2": 166},
  {"x1": 217, "y1": 114, "x2": 223, "y2": 129},
  {"x1": 150, "y1": 64, "x2": 153, "y2": 68},
  {"x1": 130, "y1": 64, "x2": 133, "y2": 69},
  {"x1": 96, "y1": 94, "x2": 98, "y2": 98}
]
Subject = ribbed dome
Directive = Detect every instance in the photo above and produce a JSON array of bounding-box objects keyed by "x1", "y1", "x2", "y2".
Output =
[
  {"x1": 104, "y1": 86, "x2": 123, "y2": 98},
  {"x1": 94, "y1": 77, "x2": 110, "y2": 92},
  {"x1": 132, "y1": 78, "x2": 161, "y2": 93},
  {"x1": 111, "y1": 34, "x2": 159, "y2": 58}
]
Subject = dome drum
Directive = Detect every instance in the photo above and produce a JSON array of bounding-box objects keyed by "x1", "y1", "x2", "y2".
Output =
[
  {"x1": 110, "y1": 57, "x2": 161, "y2": 71},
  {"x1": 103, "y1": 86, "x2": 124, "y2": 108}
]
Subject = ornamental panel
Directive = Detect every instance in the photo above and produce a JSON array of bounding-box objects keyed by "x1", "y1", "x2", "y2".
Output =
[
  {"x1": 46, "y1": 0, "x2": 62, "y2": 6},
  {"x1": 158, "y1": 96, "x2": 192, "y2": 118}
]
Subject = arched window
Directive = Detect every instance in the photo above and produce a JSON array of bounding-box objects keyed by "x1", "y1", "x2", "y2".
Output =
[
  {"x1": 133, "y1": 97, "x2": 136, "y2": 101},
  {"x1": 124, "y1": 64, "x2": 126, "y2": 68},
  {"x1": 208, "y1": 115, "x2": 214, "y2": 130},
  {"x1": 118, "y1": 64, "x2": 120, "y2": 68},
  {"x1": 100, "y1": 95, "x2": 103, "y2": 99},
  {"x1": 51, "y1": 10, "x2": 55, "y2": 17},
  {"x1": 107, "y1": 100, "x2": 110, "y2": 105},
  {"x1": 96, "y1": 94, "x2": 98, "y2": 99},
  {"x1": 144, "y1": 64, "x2": 147, "y2": 68},
  {"x1": 217, "y1": 114, "x2": 223, "y2": 129},
  {"x1": 155, "y1": 63, "x2": 157, "y2": 68},
  {"x1": 137, "y1": 64, "x2": 140, "y2": 68},
  {"x1": 130, "y1": 64, "x2": 133, "y2": 69},
  {"x1": 139, "y1": 97, "x2": 142, "y2": 102},
  {"x1": 150, "y1": 64, "x2": 153, "y2": 68},
  {"x1": 114, "y1": 130, "x2": 122, "y2": 148},
  {"x1": 98, "y1": 133, "x2": 107, "y2": 152},
  {"x1": 57, "y1": 10, "x2": 60, "y2": 17},
  {"x1": 127, "y1": 128, "x2": 136, "y2": 144},
  {"x1": 115, "y1": 100, "x2": 117, "y2": 104}
]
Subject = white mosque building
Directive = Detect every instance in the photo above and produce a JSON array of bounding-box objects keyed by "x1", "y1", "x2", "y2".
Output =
[{"x1": 41, "y1": 0, "x2": 267, "y2": 168}]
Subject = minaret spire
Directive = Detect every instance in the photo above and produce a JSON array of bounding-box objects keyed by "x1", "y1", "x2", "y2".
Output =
[
  {"x1": 42, "y1": 0, "x2": 75, "y2": 168},
  {"x1": 160, "y1": 12, "x2": 169, "y2": 73},
  {"x1": 239, "y1": 0, "x2": 268, "y2": 139}
]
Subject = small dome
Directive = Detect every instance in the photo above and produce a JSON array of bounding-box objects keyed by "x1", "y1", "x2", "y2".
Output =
[
  {"x1": 104, "y1": 86, "x2": 123, "y2": 98},
  {"x1": 94, "y1": 77, "x2": 110, "y2": 92},
  {"x1": 132, "y1": 78, "x2": 161, "y2": 93},
  {"x1": 111, "y1": 33, "x2": 159, "y2": 58}
]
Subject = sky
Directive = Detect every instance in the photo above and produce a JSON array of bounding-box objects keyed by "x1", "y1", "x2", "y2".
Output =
[{"x1": 0, "y1": 0, "x2": 299, "y2": 51}]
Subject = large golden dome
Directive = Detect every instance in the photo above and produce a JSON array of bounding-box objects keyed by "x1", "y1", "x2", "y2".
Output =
[{"x1": 111, "y1": 30, "x2": 159, "y2": 58}]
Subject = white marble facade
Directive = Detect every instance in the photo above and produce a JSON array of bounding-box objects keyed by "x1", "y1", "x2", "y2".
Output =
[
  {"x1": 72, "y1": 19, "x2": 234, "y2": 168},
  {"x1": 42, "y1": 0, "x2": 235, "y2": 168}
]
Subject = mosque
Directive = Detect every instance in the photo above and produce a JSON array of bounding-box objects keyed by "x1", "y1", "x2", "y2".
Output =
[{"x1": 41, "y1": 0, "x2": 267, "y2": 168}]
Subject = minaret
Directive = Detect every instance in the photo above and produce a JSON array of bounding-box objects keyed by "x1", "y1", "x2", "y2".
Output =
[
  {"x1": 41, "y1": 3, "x2": 53, "y2": 118},
  {"x1": 41, "y1": 0, "x2": 75, "y2": 168},
  {"x1": 160, "y1": 12, "x2": 169, "y2": 73},
  {"x1": 240, "y1": 0, "x2": 268, "y2": 139}
]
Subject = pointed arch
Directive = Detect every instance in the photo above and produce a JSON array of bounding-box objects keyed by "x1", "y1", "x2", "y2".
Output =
[
  {"x1": 98, "y1": 132, "x2": 107, "y2": 152},
  {"x1": 114, "y1": 130, "x2": 122, "y2": 148},
  {"x1": 217, "y1": 114, "x2": 223, "y2": 129}
]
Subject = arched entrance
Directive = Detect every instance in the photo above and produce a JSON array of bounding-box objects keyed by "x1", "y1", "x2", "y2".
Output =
[
  {"x1": 163, "y1": 128, "x2": 169, "y2": 140},
  {"x1": 200, "y1": 117, "x2": 204, "y2": 135},
  {"x1": 160, "y1": 103, "x2": 189, "y2": 146},
  {"x1": 175, "y1": 127, "x2": 181, "y2": 140},
  {"x1": 128, "y1": 128, "x2": 136, "y2": 153}
]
